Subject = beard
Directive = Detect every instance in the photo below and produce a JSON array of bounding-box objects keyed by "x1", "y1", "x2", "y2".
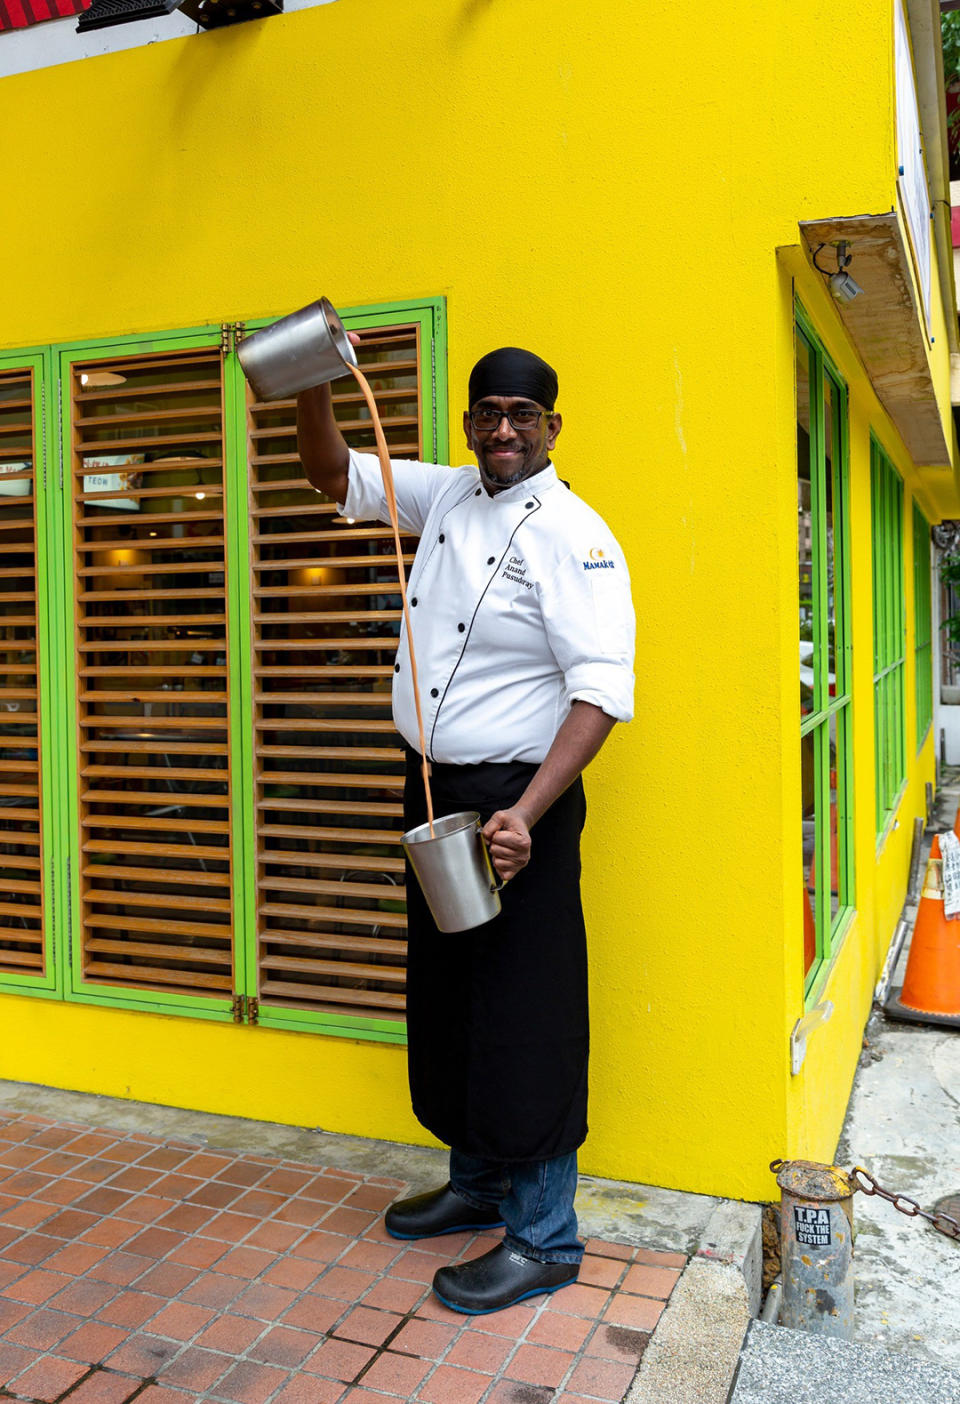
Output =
[{"x1": 476, "y1": 444, "x2": 548, "y2": 494}]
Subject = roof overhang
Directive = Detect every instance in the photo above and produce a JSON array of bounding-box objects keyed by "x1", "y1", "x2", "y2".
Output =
[{"x1": 800, "y1": 211, "x2": 952, "y2": 466}]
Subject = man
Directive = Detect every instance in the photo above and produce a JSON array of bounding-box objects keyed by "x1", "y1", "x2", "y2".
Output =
[{"x1": 297, "y1": 343, "x2": 635, "y2": 1314}]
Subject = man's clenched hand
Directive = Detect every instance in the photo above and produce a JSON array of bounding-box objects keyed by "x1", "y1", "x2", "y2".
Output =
[{"x1": 483, "y1": 807, "x2": 532, "y2": 882}]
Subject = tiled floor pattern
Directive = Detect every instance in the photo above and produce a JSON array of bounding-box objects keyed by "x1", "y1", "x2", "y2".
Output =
[{"x1": 0, "y1": 1112, "x2": 686, "y2": 1404}]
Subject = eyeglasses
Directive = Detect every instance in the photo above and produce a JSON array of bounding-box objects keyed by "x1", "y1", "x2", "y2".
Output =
[{"x1": 469, "y1": 406, "x2": 549, "y2": 433}]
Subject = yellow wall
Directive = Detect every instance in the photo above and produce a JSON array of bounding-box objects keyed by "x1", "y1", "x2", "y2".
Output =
[{"x1": 0, "y1": 0, "x2": 954, "y2": 1200}]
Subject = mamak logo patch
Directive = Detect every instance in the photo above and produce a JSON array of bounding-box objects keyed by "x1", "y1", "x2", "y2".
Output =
[{"x1": 582, "y1": 546, "x2": 615, "y2": 571}]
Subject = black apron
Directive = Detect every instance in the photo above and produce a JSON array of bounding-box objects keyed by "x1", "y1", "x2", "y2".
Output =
[{"x1": 403, "y1": 749, "x2": 589, "y2": 1164}]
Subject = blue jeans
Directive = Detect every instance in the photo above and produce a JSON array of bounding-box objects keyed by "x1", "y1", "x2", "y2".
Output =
[{"x1": 450, "y1": 1148, "x2": 583, "y2": 1265}]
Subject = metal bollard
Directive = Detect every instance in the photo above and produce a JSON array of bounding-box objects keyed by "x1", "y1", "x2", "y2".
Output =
[{"x1": 770, "y1": 1159, "x2": 856, "y2": 1338}]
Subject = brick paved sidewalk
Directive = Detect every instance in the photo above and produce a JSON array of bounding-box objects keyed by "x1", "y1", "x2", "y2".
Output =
[{"x1": 0, "y1": 1110, "x2": 685, "y2": 1404}]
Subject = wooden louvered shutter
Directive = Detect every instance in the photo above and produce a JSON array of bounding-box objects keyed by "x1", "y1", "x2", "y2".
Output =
[
  {"x1": 67, "y1": 346, "x2": 236, "y2": 1005},
  {"x1": 249, "y1": 319, "x2": 432, "y2": 1031},
  {"x1": 0, "y1": 364, "x2": 49, "y2": 984}
]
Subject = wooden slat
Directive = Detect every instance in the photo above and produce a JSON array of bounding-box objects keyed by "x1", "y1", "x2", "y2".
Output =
[
  {"x1": 83, "y1": 789, "x2": 228, "y2": 808},
  {"x1": 82, "y1": 764, "x2": 227, "y2": 782},
  {"x1": 80, "y1": 740, "x2": 227, "y2": 755},
  {"x1": 83, "y1": 863, "x2": 230, "y2": 887},
  {"x1": 85, "y1": 888, "x2": 231, "y2": 913},
  {"x1": 80, "y1": 534, "x2": 225, "y2": 554},
  {"x1": 85, "y1": 837, "x2": 228, "y2": 860},
  {"x1": 260, "y1": 954, "x2": 406, "y2": 983},
  {"x1": 258, "y1": 824, "x2": 401, "y2": 845},
  {"x1": 82, "y1": 813, "x2": 229, "y2": 833},
  {"x1": 258, "y1": 979, "x2": 404, "y2": 1011},
  {"x1": 0, "y1": 899, "x2": 42, "y2": 919},
  {"x1": 258, "y1": 900, "x2": 406, "y2": 929},
  {"x1": 86, "y1": 911, "x2": 231, "y2": 939},
  {"x1": 0, "y1": 948, "x2": 42, "y2": 968},
  {"x1": 86, "y1": 939, "x2": 232, "y2": 964},
  {"x1": 262, "y1": 850, "x2": 404, "y2": 874},
  {"x1": 76, "y1": 375, "x2": 219, "y2": 404},
  {"x1": 84, "y1": 963, "x2": 232, "y2": 992},
  {"x1": 75, "y1": 430, "x2": 222, "y2": 457},
  {"x1": 260, "y1": 873, "x2": 405, "y2": 900}
]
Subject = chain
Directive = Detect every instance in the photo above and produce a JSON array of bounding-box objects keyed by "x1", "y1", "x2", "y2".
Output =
[{"x1": 850, "y1": 1166, "x2": 960, "y2": 1242}]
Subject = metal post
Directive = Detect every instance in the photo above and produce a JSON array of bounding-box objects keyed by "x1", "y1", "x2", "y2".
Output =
[
  {"x1": 907, "y1": 816, "x2": 925, "y2": 900},
  {"x1": 770, "y1": 1159, "x2": 856, "y2": 1339}
]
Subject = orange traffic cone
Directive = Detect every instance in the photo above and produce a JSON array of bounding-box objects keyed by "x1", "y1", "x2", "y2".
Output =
[{"x1": 886, "y1": 837, "x2": 960, "y2": 1028}]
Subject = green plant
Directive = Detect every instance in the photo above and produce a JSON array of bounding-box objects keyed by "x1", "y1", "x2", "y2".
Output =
[
  {"x1": 939, "y1": 551, "x2": 960, "y2": 654},
  {"x1": 944, "y1": 12, "x2": 960, "y2": 82}
]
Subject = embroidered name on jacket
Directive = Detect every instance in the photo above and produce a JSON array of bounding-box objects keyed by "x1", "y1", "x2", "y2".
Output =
[{"x1": 502, "y1": 556, "x2": 534, "y2": 590}]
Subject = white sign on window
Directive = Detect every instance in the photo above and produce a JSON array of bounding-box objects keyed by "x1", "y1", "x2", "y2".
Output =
[
  {"x1": 0, "y1": 462, "x2": 30, "y2": 497},
  {"x1": 895, "y1": 0, "x2": 932, "y2": 330},
  {"x1": 83, "y1": 455, "x2": 142, "y2": 511}
]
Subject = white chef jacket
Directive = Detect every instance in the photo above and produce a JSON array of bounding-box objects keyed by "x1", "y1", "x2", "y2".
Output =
[{"x1": 340, "y1": 450, "x2": 635, "y2": 765}]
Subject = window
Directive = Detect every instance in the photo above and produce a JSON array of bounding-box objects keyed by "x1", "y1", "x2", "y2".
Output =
[
  {"x1": 913, "y1": 503, "x2": 932, "y2": 746},
  {"x1": 246, "y1": 313, "x2": 436, "y2": 1035},
  {"x1": 796, "y1": 308, "x2": 853, "y2": 990},
  {"x1": 0, "y1": 356, "x2": 56, "y2": 992},
  {"x1": 4, "y1": 297, "x2": 445, "y2": 1040},
  {"x1": 65, "y1": 343, "x2": 236, "y2": 1006},
  {"x1": 871, "y1": 438, "x2": 906, "y2": 832}
]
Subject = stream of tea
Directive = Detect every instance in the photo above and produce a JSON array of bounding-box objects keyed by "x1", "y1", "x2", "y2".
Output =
[{"x1": 348, "y1": 361, "x2": 436, "y2": 836}]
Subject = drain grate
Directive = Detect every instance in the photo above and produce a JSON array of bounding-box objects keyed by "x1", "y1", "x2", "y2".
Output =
[{"x1": 933, "y1": 1193, "x2": 960, "y2": 1223}]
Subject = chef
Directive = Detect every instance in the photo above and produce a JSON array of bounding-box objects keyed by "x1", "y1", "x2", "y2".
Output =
[{"x1": 297, "y1": 344, "x2": 635, "y2": 1314}]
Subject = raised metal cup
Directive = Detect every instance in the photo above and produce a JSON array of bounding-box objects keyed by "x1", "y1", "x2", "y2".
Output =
[
  {"x1": 402, "y1": 811, "x2": 505, "y2": 933},
  {"x1": 237, "y1": 296, "x2": 358, "y2": 402}
]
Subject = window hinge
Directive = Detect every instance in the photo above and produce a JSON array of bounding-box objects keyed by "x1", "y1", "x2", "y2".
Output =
[
  {"x1": 234, "y1": 321, "x2": 246, "y2": 346},
  {"x1": 430, "y1": 336, "x2": 438, "y2": 462},
  {"x1": 231, "y1": 995, "x2": 259, "y2": 1025},
  {"x1": 56, "y1": 378, "x2": 64, "y2": 490},
  {"x1": 40, "y1": 380, "x2": 47, "y2": 492},
  {"x1": 220, "y1": 323, "x2": 234, "y2": 357},
  {"x1": 50, "y1": 860, "x2": 56, "y2": 964},
  {"x1": 66, "y1": 855, "x2": 73, "y2": 965}
]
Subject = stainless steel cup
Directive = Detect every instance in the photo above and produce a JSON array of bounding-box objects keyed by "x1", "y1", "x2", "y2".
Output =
[
  {"x1": 402, "y1": 811, "x2": 505, "y2": 933},
  {"x1": 237, "y1": 296, "x2": 358, "y2": 402}
]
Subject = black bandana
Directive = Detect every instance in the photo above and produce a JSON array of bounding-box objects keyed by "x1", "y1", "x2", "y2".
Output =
[{"x1": 468, "y1": 347, "x2": 558, "y2": 411}]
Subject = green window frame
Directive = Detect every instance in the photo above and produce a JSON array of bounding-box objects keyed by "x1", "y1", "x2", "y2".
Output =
[
  {"x1": 0, "y1": 298, "x2": 447, "y2": 1045},
  {"x1": 795, "y1": 304, "x2": 854, "y2": 996},
  {"x1": 913, "y1": 502, "x2": 932, "y2": 748},
  {"x1": 871, "y1": 438, "x2": 906, "y2": 834},
  {"x1": 0, "y1": 347, "x2": 62, "y2": 1000}
]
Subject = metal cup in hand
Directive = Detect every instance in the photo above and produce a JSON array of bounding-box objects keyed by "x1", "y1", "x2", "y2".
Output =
[
  {"x1": 403, "y1": 811, "x2": 506, "y2": 933},
  {"x1": 237, "y1": 296, "x2": 358, "y2": 402}
]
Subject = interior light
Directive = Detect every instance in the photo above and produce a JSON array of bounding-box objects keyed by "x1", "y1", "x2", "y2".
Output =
[
  {"x1": 79, "y1": 370, "x2": 127, "y2": 388},
  {"x1": 195, "y1": 491, "x2": 206, "y2": 501}
]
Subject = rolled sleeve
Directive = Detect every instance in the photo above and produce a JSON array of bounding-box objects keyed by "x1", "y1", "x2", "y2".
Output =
[
  {"x1": 340, "y1": 449, "x2": 454, "y2": 536},
  {"x1": 540, "y1": 545, "x2": 636, "y2": 723}
]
